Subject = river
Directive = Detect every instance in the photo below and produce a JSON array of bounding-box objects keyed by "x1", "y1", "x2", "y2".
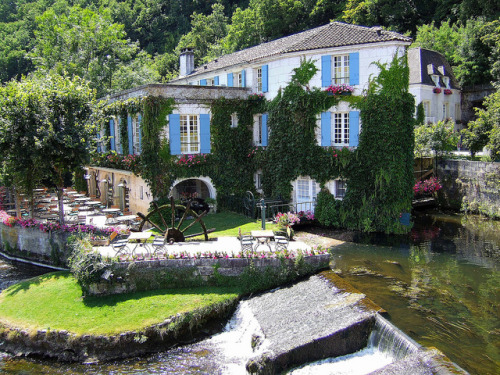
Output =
[{"x1": 0, "y1": 210, "x2": 498, "y2": 374}]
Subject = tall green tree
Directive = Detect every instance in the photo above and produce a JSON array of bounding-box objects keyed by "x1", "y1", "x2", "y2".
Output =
[
  {"x1": 0, "y1": 73, "x2": 97, "y2": 223},
  {"x1": 30, "y1": 5, "x2": 139, "y2": 97}
]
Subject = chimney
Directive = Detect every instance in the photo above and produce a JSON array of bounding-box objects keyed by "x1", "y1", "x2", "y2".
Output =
[{"x1": 180, "y1": 48, "x2": 195, "y2": 77}]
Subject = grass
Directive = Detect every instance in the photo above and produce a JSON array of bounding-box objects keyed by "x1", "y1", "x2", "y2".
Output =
[
  {"x1": 151, "y1": 211, "x2": 278, "y2": 239},
  {"x1": 0, "y1": 272, "x2": 240, "y2": 336}
]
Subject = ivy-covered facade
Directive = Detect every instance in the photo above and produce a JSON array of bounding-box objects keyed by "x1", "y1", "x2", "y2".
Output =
[{"x1": 88, "y1": 22, "x2": 416, "y2": 233}]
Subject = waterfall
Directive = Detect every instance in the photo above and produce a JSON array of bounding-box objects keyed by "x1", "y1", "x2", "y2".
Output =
[
  {"x1": 208, "y1": 300, "x2": 269, "y2": 374},
  {"x1": 368, "y1": 315, "x2": 420, "y2": 360}
]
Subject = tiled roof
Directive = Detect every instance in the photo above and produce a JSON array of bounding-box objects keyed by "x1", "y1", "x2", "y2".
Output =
[
  {"x1": 408, "y1": 47, "x2": 460, "y2": 89},
  {"x1": 172, "y1": 22, "x2": 412, "y2": 80}
]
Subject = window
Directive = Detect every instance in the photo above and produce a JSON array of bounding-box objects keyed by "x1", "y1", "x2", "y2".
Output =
[
  {"x1": 180, "y1": 115, "x2": 200, "y2": 153},
  {"x1": 335, "y1": 180, "x2": 346, "y2": 199},
  {"x1": 332, "y1": 112, "x2": 349, "y2": 146},
  {"x1": 442, "y1": 102, "x2": 450, "y2": 121},
  {"x1": 333, "y1": 55, "x2": 349, "y2": 84},
  {"x1": 442, "y1": 76, "x2": 450, "y2": 89},
  {"x1": 255, "y1": 171, "x2": 263, "y2": 190},
  {"x1": 423, "y1": 101, "x2": 431, "y2": 117},
  {"x1": 296, "y1": 177, "x2": 320, "y2": 212},
  {"x1": 235, "y1": 71, "x2": 243, "y2": 87},
  {"x1": 207, "y1": 78, "x2": 214, "y2": 86},
  {"x1": 455, "y1": 104, "x2": 461, "y2": 121},
  {"x1": 133, "y1": 116, "x2": 141, "y2": 154},
  {"x1": 257, "y1": 67, "x2": 262, "y2": 91},
  {"x1": 140, "y1": 185, "x2": 144, "y2": 200},
  {"x1": 230, "y1": 113, "x2": 238, "y2": 128},
  {"x1": 255, "y1": 115, "x2": 263, "y2": 145},
  {"x1": 431, "y1": 74, "x2": 440, "y2": 87}
]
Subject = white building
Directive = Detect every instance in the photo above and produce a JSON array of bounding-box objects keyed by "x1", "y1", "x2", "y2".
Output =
[{"x1": 91, "y1": 22, "x2": 460, "y2": 213}]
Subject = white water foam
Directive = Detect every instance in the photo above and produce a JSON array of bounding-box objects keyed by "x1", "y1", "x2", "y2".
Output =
[
  {"x1": 208, "y1": 301, "x2": 269, "y2": 374},
  {"x1": 287, "y1": 347, "x2": 394, "y2": 375}
]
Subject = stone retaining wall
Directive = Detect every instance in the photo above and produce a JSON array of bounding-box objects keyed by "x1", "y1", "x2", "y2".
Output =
[
  {"x1": 0, "y1": 224, "x2": 71, "y2": 266},
  {"x1": 437, "y1": 160, "x2": 500, "y2": 218},
  {"x1": 88, "y1": 254, "x2": 332, "y2": 296}
]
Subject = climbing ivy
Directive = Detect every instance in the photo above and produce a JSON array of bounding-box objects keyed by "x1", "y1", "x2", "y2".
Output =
[
  {"x1": 342, "y1": 54, "x2": 415, "y2": 233},
  {"x1": 141, "y1": 96, "x2": 175, "y2": 196},
  {"x1": 263, "y1": 59, "x2": 359, "y2": 198}
]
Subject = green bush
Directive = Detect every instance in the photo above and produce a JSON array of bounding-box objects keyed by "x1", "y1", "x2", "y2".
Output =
[{"x1": 315, "y1": 189, "x2": 342, "y2": 227}]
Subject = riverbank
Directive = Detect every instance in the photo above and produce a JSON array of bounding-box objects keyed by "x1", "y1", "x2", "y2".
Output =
[{"x1": 0, "y1": 272, "x2": 241, "y2": 362}]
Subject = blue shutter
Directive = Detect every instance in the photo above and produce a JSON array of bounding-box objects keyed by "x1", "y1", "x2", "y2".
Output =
[
  {"x1": 261, "y1": 114, "x2": 268, "y2": 147},
  {"x1": 262, "y1": 65, "x2": 269, "y2": 93},
  {"x1": 241, "y1": 70, "x2": 246, "y2": 87},
  {"x1": 214, "y1": 76, "x2": 219, "y2": 85},
  {"x1": 109, "y1": 119, "x2": 116, "y2": 151},
  {"x1": 200, "y1": 79, "x2": 207, "y2": 86},
  {"x1": 127, "y1": 115, "x2": 133, "y2": 155},
  {"x1": 137, "y1": 114, "x2": 142, "y2": 153},
  {"x1": 321, "y1": 55, "x2": 331, "y2": 87},
  {"x1": 227, "y1": 73, "x2": 233, "y2": 87},
  {"x1": 97, "y1": 132, "x2": 101, "y2": 153},
  {"x1": 349, "y1": 52, "x2": 359, "y2": 85},
  {"x1": 349, "y1": 111, "x2": 359, "y2": 147},
  {"x1": 169, "y1": 114, "x2": 181, "y2": 155},
  {"x1": 200, "y1": 114, "x2": 211, "y2": 153},
  {"x1": 321, "y1": 112, "x2": 331, "y2": 146}
]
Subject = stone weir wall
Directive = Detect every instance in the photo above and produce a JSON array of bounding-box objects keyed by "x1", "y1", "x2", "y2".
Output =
[
  {"x1": 88, "y1": 254, "x2": 332, "y2": 296},
  {"x1": 0, "y1": 224, "x2": 71, "y2": 266},
  {"x1": 437, "y1": 160, "x2": 500, "y2": 218}
]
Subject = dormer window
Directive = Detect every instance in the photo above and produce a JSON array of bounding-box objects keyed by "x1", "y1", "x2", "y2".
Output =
[
  {"x1": 442, "y1": 76, "x2": 450, "y2": 89},
  {"x1": 431, "y1": 74, "x2": 440, "y2": 87}
]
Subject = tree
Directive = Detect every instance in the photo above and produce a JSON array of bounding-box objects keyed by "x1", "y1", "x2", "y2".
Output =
[
  {"x1": 0, "y1": 73, "x2": 97, "y2": 223},
  {"x1": 462, "y1": 87, "x2": 500, "y2": 159},
  {"x1": 30, "y1": 5, "x2": 139, "y2": 97},
  {"x1": 415, "y1": 120, "x2": 459, "y2": 158}
]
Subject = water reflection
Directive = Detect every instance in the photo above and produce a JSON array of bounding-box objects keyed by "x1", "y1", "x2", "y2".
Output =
[
  {"x1": 1, "y1": 211, "x2": 499, "y2": 374},
  {"x1": 332, "y1": 211, "x2": 499, "y2": 375}
]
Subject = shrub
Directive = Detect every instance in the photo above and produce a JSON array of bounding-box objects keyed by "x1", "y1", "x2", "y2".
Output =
[{"x1": 315, "y1": 189, "x2": 342, "y2": 227}]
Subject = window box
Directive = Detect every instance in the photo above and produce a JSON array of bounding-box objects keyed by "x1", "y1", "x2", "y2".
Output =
[
  {"x1": 444, "y1": 89, "x2": 452, "y2": 95},
  {"x1": 433, "y1": 87, "x2": 442, "y2": 94},
  {"x1": 325, "y1": 84, "x2": 354, "y2": 96}
]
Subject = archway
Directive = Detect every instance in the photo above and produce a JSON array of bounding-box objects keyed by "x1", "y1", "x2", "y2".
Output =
[{"x1": 170, "y1": 177, "x2": 216, "y2": 201}]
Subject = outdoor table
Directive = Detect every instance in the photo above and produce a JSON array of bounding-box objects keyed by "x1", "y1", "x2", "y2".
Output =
[
  {"x1": 87, "y1": 201, "x2": 101, "y2": 206},
  {"x1": 251, "y1": 230, "x2": 274, "y2": 251},
  {"x1": 127, "y1": 231, "x2": 153, "y2": 254},
  {"x1": 116, "y1": 215, "x2": 138, "y2": 226},
  {"x1": 74, "y1": 197, "x2": 90, "y2": 202},
  {"x1": 72, "y1": 193, "x2": 85, "y2": 198},
  {"x1": 102, "y1": 208, "x2": 121, "y2": 216}
]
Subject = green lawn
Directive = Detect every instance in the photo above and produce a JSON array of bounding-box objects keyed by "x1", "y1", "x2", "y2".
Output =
[
  {"x1": 152, "y1": 211, "x2": 277, "y2": 238},
  {"x1": 0, "y1": 272, "x2": 240, "y2": 335}
]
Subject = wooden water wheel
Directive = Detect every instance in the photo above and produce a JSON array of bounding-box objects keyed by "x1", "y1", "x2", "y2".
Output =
[{"x1": 136, "y1": 197, "x2": 213, "y2": 242}]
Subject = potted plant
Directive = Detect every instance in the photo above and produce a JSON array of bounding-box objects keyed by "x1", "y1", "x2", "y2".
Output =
[{"x1": 325, "y1": 83, "x2": 354, "y2": 96}]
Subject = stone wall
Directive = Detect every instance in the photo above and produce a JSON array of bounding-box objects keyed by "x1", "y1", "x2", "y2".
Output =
[
  {"x1": 437, "y1": 159, "x2": 500, "y2": 218},
  {"x1": 88, "y1": 254, "x2": 332, "y2": 296},
  {"x1": 0, "y1": 224, "x2": 71, "y2": 266}
]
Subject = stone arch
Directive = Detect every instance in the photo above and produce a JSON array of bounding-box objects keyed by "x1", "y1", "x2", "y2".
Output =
[{"x1": 170, "y1": 176, "x2": 216, "y2": 201}]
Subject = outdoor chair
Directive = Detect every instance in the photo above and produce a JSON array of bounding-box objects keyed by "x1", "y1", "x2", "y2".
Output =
[
  {"x1": 110, "y1": 232, "x2": 129, "y2": 256},
  {"x1": 148, "y1": 236, "x2": 167, "y2": 257},
  {"x1": 274, "y1": 226, "x2": 291, "y2": 251},
  {"x1": 239, "y1": 228, "x2": 254, "y2": 252}
]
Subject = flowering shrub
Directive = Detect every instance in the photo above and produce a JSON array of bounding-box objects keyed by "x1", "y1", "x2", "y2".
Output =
[
  {"x1": 325, "y1": 84, "x2": 354, "y2": 95},
  {"x1": 297, "y1": 210, "x2": 315, "y2": 222},
  {"x1": 433, "y1": 87, "x2": 442, "y2": 93},
  {"x1": 180, "y1": 191, "x2": 198, "y2": 200},
  {"x1": 91, "y1": 151, "x2": 142, "y2": 174},
  {"x1": 248, "y1": 93, "x2": 265, "y2": 100},
  {"x1": 443, "y1": 89, "x2": 452, "y2": 95},
  {"x1": 0, "y1": 210, "x2": 128, "y2": 236},
  {"x1": 117, "y1": 246, "x2": 329, "y2": 262},
  {"x1": 176, "y1": 153, "x2": 208, "y2": 167},
  {"x1": 413, "y1": 177, "x2": 442, "y2": 197},
  {"x1": 274, "y1": 212, "x2": 301, "y2": 228}
]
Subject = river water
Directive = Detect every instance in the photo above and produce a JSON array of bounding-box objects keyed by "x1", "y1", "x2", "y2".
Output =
[{"x1": 0, "y1": 211, "x2": 498, "y2": 374}]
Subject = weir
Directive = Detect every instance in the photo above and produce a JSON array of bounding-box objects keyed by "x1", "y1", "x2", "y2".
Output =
[{"x1": 207, "y1": 272, "x2": 468, "y2": 374}]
